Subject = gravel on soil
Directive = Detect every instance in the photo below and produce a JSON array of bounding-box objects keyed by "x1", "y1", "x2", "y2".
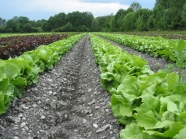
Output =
[
  {"x1": 0, "y1": 35, "x2": 122, "y2": 139},
  {"x1": 1, "y1": 34, "x2": 186, "y2": 139}
]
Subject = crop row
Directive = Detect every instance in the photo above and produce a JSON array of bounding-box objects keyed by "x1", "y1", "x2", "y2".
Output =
[
  {"x1": 89, "y1": 34, "x2": 186, "y2": 139},
  {"x1": 0, "y1": 32, "x2": 66, "y2": 38},
  {"x1": 0, "y1": 34, "x2": 71, "y2": 60},
  {"x1": 0, "y1": 34, "x2": 69, "y2": 46},
  {"x1": 0, "y1": 33, "x2": 85, "y2": 114},
  {"x1": 96, "y1": 33, "x2": 186, "y2": 68}
]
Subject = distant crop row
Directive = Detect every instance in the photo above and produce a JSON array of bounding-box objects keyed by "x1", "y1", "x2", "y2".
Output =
[
  {"x1": 96, "y1": 33, "x2": 186, "y2": 68},
  {"x1": 0, "y1": 34, "x2": 69, "y2": 60},
  {"x1": 90, "y1": 34, "x2": 186, "y2": 139}
]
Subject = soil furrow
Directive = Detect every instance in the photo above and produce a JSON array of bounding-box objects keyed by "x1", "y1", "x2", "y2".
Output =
[{"x1": 0, "y1": 34, "x2": 121, "y2": 139}]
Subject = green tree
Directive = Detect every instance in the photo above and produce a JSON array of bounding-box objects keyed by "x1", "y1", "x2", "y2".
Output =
[
  {"x1": 15, "y1": 23, "x2": 23, "y2": 32},
  {"x1": 130, "y1": 2, "x2": 142, "y2": 12},
  {"x1": 45, "y1": 13, "x2": 66, "y2": 31},
  {"x1": 54, "y1": 12, "x2": 66, "y2": 28},
  {"x1": 81, "y1": 12, "x2": 94, "y2": 30},
  {"x1": 34, "y1": 19, "x2": 47, "y2": 32},
  {"x1": 113, "y1": 9, "x2": 126, "y2": 31},
  {"x1": 153, "y1": 0, "x2": 186, "y2": 30},
  {"x1": 91, "y1": 19, "x2": 99, "y2": 31},
  {"x1": 0, "y1": 18, "x2": 6, "y2": 26},
  {"x1": 134, "y1": 9, "x2": 152, "y2": 31},
  {"x1": 64, "y1": 22, "x2": 73, "y2": 31},
  {"x1": 23, "y1": 23, "x2": 34, "y2": 32},
  {"x1": 152, "y1": 4, "x2": 164, "y2": 30},
  {"x1": 18, "y1": 16, "x2": 29, "y2": 25},
  {"x1": 183, "y1": 3, "x2": 186, "y2": 24},
  {"x1": 78, "y1": 25, "x2": 89, "y2": 32},
  {"x1": 5, "y1": 19, "x2": 16, "y2": 32},
  {"x1": 66, "y1": 11, "x2": 93, "y2": 31},
  {"x1": 122, "y1": 12, "x2": 135, "y2": 31},
  {"x1": 0, "y1": 18, "x2": 6, "y2": 32}
]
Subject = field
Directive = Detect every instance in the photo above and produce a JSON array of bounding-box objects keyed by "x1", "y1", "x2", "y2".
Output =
[
  {"x1": 0, "y1": 32, "x2": 186, "y2": 139},
  {"x1": 120, "y1": 31, "x2": 186, "y2": 40}
]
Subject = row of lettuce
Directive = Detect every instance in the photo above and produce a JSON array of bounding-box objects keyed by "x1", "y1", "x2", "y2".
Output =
[
  {"x1": 96, "y1": 33, "x2": 186, "y2": 68},
  {"x1": 0, "y1": 33, "x2": 85, "y2": 114},
  {"x1": 90, "y1": 33, "x2": 186, "y2": 139}
]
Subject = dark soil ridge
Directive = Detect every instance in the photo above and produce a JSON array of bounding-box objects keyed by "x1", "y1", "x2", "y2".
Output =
[{"x1": 0, "y1": 35, "x2": 121, "y2": 139}]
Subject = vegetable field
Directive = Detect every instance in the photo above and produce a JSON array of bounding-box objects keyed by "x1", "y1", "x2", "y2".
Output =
[{"x1": 0, "y1": 33, "x2": 186, "y2": 139}]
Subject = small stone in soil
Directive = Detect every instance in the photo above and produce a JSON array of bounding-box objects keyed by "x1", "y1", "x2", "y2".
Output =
[
  {"x1": 6, "y1": 116, "x2": 21, "y2": 123},
  {"x1": 88, "y1": 88, "x2": 92, "y2": 92},
  {"x1": 96, "y1": 124, "x2": 111, "y2": 133},
  {"x1": 93, "y1": 124, "x2": 98, "y2": 128},
  {"x1": 20, "y1": 122, "x2": 27, "y2": 128},
  {"x1": 14, "y1": 136, "x2": 19, "y2": 139},
  {"x1": 95, "y1": 106, "x2": 100, "y2": 109},
  {"x1": 48, "y1": 91, "x2": 53, "y2": 95},
  {"x1": 105, "y1": 108, "x2": 110, "y2": 113},
  {"x1": 32, "y1": 104, "x2": 37, "y2": 108},
  {"x1": 40, "y1": 115, "x2": 46, "y2": 120},
  {"x1": 82, "y1": 119, "x2": 87, "y2": 124}
]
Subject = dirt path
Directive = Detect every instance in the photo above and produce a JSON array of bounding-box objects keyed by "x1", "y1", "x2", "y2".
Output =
[{"x1": 0, "y1": 35, "x2": 122, "y2": 139}]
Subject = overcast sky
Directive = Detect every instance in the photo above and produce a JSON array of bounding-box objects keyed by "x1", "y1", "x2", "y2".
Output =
[{"x1": 0, "y1": 0, "x2": 156, "y2": 21}]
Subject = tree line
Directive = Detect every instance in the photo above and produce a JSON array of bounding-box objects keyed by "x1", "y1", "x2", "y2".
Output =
[
  {"x1": 0, "y1": 11, "x2": 94, "y2": 33},
  {"x1": 0, "y1": 0, "x2": 186, "y2": 33},
  {"x1": 98, "y1": 0, "x2": 186, "y2": 31}
]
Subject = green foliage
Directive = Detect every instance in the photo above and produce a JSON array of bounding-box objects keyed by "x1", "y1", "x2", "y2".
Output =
[
  {"x1": 113, "y1": 9, "x2": 127, "y2": 31},
  {"x1": 0, "y1": 17, "x2": 6, "y2": 26},
  {"x1": 91, "y1": 19, "x2": 99, "y2": 32},
  {"x1": 122, "y1": 12, "x2": 135, "y2": 31},
  {"x1": 97, "y1": 33, "x2": 186, "y2": 69},
  {"x1": 183, "y1": 3, "x2": 186, "y2": 24},
  {"x1": 135, "y1": 9, "x2": 152, "y2": 31},
  {"x1": 66, "y1": 11, "x2": 93, "y2": 31},
  {"x1": 110, "y1": 0, "x2": 186, "y2": 31},
  {"x1": 1, "y1": 11, "x2": 94, "y2": 33},
  {"x1": 23, "y1": 23, "x2": 34, "y2": 33},
  {"x1": 1, "y1": 0, "x2": 186, "y2": 32},
  {"x1": 130, "y1": 2, "x2": 142, "y2": 12},
  {"x1": 1, "y1": 16, "x2": 45, "y2": 33},
  {"x1": 90, "y1": 33, "x2": 186, "y2": 139},
  {"x1": 53, "y1": 22, "x2": 73, "y2": 32},
  {"x1": 152, "y1": 0, "x2": 185, "y2": 30},
  {"x1": 0, "y1": 33, "x2": 85, "y2": 114}
]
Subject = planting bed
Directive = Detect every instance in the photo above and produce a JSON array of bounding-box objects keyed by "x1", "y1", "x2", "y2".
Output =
[
  {"x1": 0, "y1": 35, "x2": 122, "y2": 139},
  {"x1": 0, "y1": 33, "x2": 185, "y2": 139},
  {"x1": 101, "y1": 35, "x2": 186, "y2": 80}
]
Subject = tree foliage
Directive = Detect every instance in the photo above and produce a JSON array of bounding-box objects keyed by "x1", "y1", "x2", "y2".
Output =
[
  {"x1": 101, "y1": 1, "x2": 186, "y2": 31},
  {"x1": 91, "y1": 19, "x2": 99, "y2": 32},
  {"x1": 130, "y1": 2, "x2": 142, "y2": 12},
  {"x1": 183, "y1": 3, "x2": 186, "y2": 24},
  {"x1": 97, "y1": 15, "x2": 114, "y2": 32}
]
